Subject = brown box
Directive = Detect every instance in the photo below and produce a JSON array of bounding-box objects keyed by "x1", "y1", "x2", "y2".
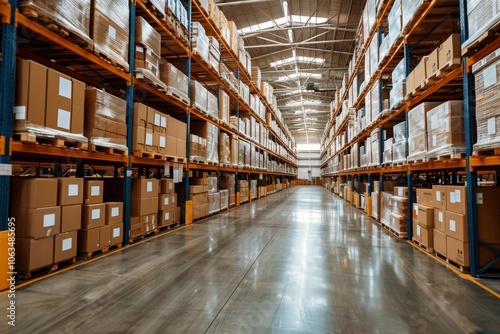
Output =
[
  {"x1": 110, "y1": 222, "x2": 123, "y2": 246},
  {"x1": 177, "y1": 139, "x2": 187, "y2": 158},
  {"x1": 434, "y1": 209, "x2": 446, "y2": 233},
  {"x1": 14, "y1": 59, "x2": 47, "y2": 129},
  {"x1": 72, "y1": 79, "x2": 85, "y2": 134},
  {"x1": 105, "y1": 202, "x2": 123, "y2": 225},
  {"x1": 158, "y1": 133, "x2": 167, "y2": 154},
  {"x1": 416, "y1": 188, "x2": 433, "y2": 207},
  {"x1": 61, "y1": 204, "x2": 82, "y2": 233},
  {"x1": 82, "y1": 203, "x2": 106, "y2": 229},
  {"x1": 406, "y1": 70, "x2": 415, "y2": 96},
  {"x1": 414, "y1": 204, "x2": 434, "y2": 229},
  {"x1": 15, "y1": 236, "x2": 54, "y2": 271},
  {"x1": 445, "y1": 211, "x2": 468, "y2": 242},
  {"x1": 84, "y1": 179, "x2": 104, "y2": 204},
  {"x1": 159, "y1": 209, "x2": 175, "y2": 226},
  {"x1": 174, "y1": 207, "x2": 180, "y2": 223},
  {"x1": 146, "y1": 106, "x2": 156, "y2": 130},
  {"x1": 446, "y1": 185, "x2": 467, "y2": 215},
  {"x1": 432, "y1": 185, "x2": 447, "y2": 210},
  {"x1": 132, "y1": 178, "x2": 159, "y2": 198},
  {"x1": 170, "y1": 193, "x2": 177, "y2": 207},
  {"x1": 177, "y1": 120, "x2": 187, "y2": 140},
  {"x1": 433, "y1": 229, "x2": 447, "y2": 256},
  {"x1": 438, "y1": 34, "x2": 461, "y2": 71},
  {"x1": 166, "y1": 115, "x2": 177, "y2": 137},
  {"x1": 11, "y1": 178, "x2": 58, "y2": 208},
  {"x1": 414, "y1": 58, "x2": 426, "y2": 89},
  {"x1": 133, "y1": 103, "x2": 148, "y2": 128},
  {"x1": 446, "y1": 235, "x2": 469, "y2": 266},
  {"x1": 166, "y1": 135, "x2": 177, "y2": 156},
  {"x1": 476, "y1": 186, "x2": 500, "y2": 244},
  {"x1": 99, "y1": 225, "x2": 111, "y2": 248},
  {"x1": 57, "y1": 178, "x2": 84, "y2": 206},
  {"x1": 158, "y1": 194, "x2": 176, "y2": 211},
  {"x1": 393, "y1": 186, "x2": 407, "y2": 198},
  {"x1": 133, "y1": 125, "x2": 146, "y2": 151},
  {"x1": 426, "y1": 48, "x2": 439, "y2": 79},
  {"x1": 11, "y1": 206, "x2": 61, "y2": 239},
  {"x1": 160, "y1": 179, "x2": 174, "y2": 194},
  {"x1": 413, "y1": 221, "x2": 421, "y2": 243},
  {"x1": 189, "y1": 185, "x2": 205, "y2": 194},
  {"x1": 54, "y1": 231, "x2": 78, "y2": 263},
  {"x1": 45, "y1": 69, "x2": 73, "y2": 132},
  {"x1": 131, "y1": 197, "x2": 158, "y2": 217},
  {"x1": 78, "y1": 228, "x2": 101, "y2": 253},
  {"x1": 145, "y1": 129, "x2": 154, "y2": 152},
  {"x1": 190, "y1": 193, "x2": 208, "y2": 206},
  {"x1": 420, "y1": 226, "x2": 433, "y2": 249}
]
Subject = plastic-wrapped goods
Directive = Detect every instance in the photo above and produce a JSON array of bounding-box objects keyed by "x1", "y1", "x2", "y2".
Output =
[
  {"x1": 251, "y1": 67, "x2": 261, "y2": 89},
  {"x1": 464, "y1": 0, "x2": 500, "y2": 49},
  {"x1": 144, "y1": 0, "x2": 165, "y2": 17},
  {"x1": 364, "y1": 94, "x2": 372, "y2": 128},
  {"x1": 393, "y1": 121, "x2": 406, "y2": 143},
  {"x1": 220, "y1": 132, "x2": 230, "y2": 164},
  {"x1": 93, "y1": 0, "x2": 130, "y2": 72},
  {"x1": 84, "y1": 88, "x2": 127, "y2": 151},
  {"x1": 383, "y1": 138, "x2": 394, "y2": 164},
  {"x1": 369, "y1": 35, "x2": 379, "y2": 80},
  {"x1": 197, "y1": 0, "x2": 209, "y2": 14},
  {"x1": 219, "y1": 91, "x2": 230, "y2": 124},
  {"x1": 239, "y1": 81, "x2": 250, "y2": 105},
  {"x1": 159, "y1": 62, "x2": 189, "y2": 102},
  {"x1": 472, "y1": 47, "x2": 500, "y2": 150},
  {"x1": 371, "y1": 192, "x2": 379, "y2": 220},
  {"x1": 251, "y1": 180, "x2": 257, "y2": 199},
  {"x1": 371, "y1": 80, "x2": 381, "y2": 122},
  {"x1": 370, "y1": 128, "x2": 381, "y2": 166},
  {"x1": 426, "y1": 101, "x2": 465, "y2": 158},
  {"x1": 390, "y1": 58, "x2": 406, "y2": 110},
  {"x1": 19, "y1": 0, "x2": 92, "y2": 45},
  {"x1": 208, "y1": 192, "x2": 220, "y2": 214},
  {"x1": 388, "y1": 0, "x2": 402, "y2": 49},
  {"x1": 392, "y1": 141, "x2": 407, "y2": 163},
  {"x1": 379, "y1": 33, "x2": 390, "y2": 61},
  {"x1": 191, "y1": 22, "x2": 210, "y2": 62},
  {"x1": 231, "y1": 135, "x2": 239, "y2": 166},
  {"x1": 363, "y1": 0, "x2": 376, "y2": 43},
  {"x1": 365, "y1": 47, "x2": 372, "y2": 84},
  {"x1": 191, "y1": 121, "x2": 219, "y2": 163},
  {"x1": 136, "y1": 16, "x2": 161, "y2": 57},
  {"x1": 401, "y1": 0, "x2": 424, "y2": 32},
  {"x1": 380, "y1": 192, "x2": 393, "y2": 227},
  {"x1": 208, "y1": 176, "x2": 218, "y2": 193},
  {"x1": 238, "y1": 139, "x2": 245, "y2": 167},
  {"x1": 220, "y1": 189, "x2": 229, "y2": 210},
  {"x1": 407, "y1": 102, "x2": 441, "y2": 161},
  {"x1": 207, "y1": 91, "x2": 218, "y2": 120},
  {"x1": 190, "y1": 80, "x2": 209, "y2": 114}
]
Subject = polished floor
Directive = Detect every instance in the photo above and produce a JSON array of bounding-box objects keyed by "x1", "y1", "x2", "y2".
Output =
[{"x1": 2, "y1": 186, "x2": 500, "y2": 333}]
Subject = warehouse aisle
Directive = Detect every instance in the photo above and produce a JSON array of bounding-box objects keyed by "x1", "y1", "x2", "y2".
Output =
[{"x1": 2, "y1": 186, "x2": 500, "y2": 333}]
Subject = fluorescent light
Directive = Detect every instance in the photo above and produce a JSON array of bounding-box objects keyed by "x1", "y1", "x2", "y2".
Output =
[
  {"x1": 287, "y1": 29, "x2": 294, "y2": 43},
  {"x1": 270, "y1": 56, "x2": 325, "y2": 67},
  {"x1": 277, "y1": 73, "x2": 323, "y2": 81},
  {"x1": 238, "y1": 16, "x2": 328, "y2": 35}
]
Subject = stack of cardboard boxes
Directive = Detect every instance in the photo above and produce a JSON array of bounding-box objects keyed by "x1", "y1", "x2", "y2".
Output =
[
  {"x1": 392, "y1": 121, "x2": 406, "y2": 163},
  {"x1": 130, "y1": 178, "x2": 159, "y2": 238},
  {"x1": 239, "y1": 179, "x2": 249, "y2": 203},
  {"x1": 413, "y1": 188, "x2": 434, "y2": 250},
  {"x1": 426, "y1": 101, "x2": 465, "y2": 159},
  {"x1": 220, "y1": 173, "x2": 236, "y2": 207},
  {"x1": 191, "y1": 121, "x2": 218, "y2": 163},
  {"x1": 380, "y1": 186, "x2": 408, "y2": 235},
  {"x1": 158, "y1": 179, "x2": 180, "y2": 227},
  {"x1": 208, "y1": 36, "x2": 221, "y2": 72},
  {"x1": 135, "y1": 16, "x2": 165, "y2": 90},
  {"x1": 407, "y1": 102, "x2": 441, "y2": 162},
  {"x1": 189, "y1": 176, "x2": 209, "y2": 220},
  {"x1": 208, "y1": 176, "x2": 220, "y2": 215},
  {"x1": 220, "y1": 133, "x2": 231, "y2": 164},
  {"x1": 159, "y1": 62, "x2": 189, "y2": 103}
]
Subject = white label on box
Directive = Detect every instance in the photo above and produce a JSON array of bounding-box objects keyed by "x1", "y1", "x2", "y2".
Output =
[
  {"x1": 169, "y1": 183, "x2": 173, "y2": 190},
  {"x1": 43, "y1": 214, "x2": 56, "y2": 227},
  {"x1": 431, "y1": 114, "x2": 438, "y2": 130},
  {"x1": 57, "y1": 109, "x2": 71, "y2": 130},
  {"x1": 432, "y1": 135, "x2": 437, "y2": 147},
  {"x1": 111, "y1": 207, "x2": 119, "y2": 217},
  {"x1": 172, "y1": 196, "x2": 175, "y2": 204},
  {"x1": 455, "y1": 190, "x2": 461, "y2": 203},
  {"x1": 165, "y1": 212, "x2": 169, "y2": 220},
  {"x1": 108, "y1": 25, "x2": 116, "y2": 39},
  {"x1": 164, "y1": 197, "x2": 169, "y2": 206},
  {"x1": 160, "y1": 135, "x2": 166, "y2": 148},
  {"x1": 136, "y1": 46, "x2": 142, "y2": 52},
  {"x1": 14, "y1": 106, "x2": 26, "y2": 120},
  {"x1": 415, "y1": 206, "x2": 419, "y2": 216},
  {"x1": 147, "y1": 181, "x2": 153, "y2": 192},
  {"x1": 444, "y1": 120, "x2": 449, "y2": 133},
  {"x1": 59, "y1": 77, "x2": 72, "y2": 99},
  {"x1": 161, "y1": 116, "x2": 167, "y2": 128},
  {"x1": 91, "y1": 185, "x2": 100, "y2": 197},
  {"x1": 154, "y1": 113, "x2": 161, "y2": 126},
  {"x1": 146, "y1": 132, "x2": 153, "y2": 145},
  {"x1": 488, "y1": 117, "x2": 496, "y2": 135},
  {"x1": 477, "y1": 193, "x2": 484, "y2": 205},
  {"x1": 113, "y1": 227, "x2": 121, "y2": 238},
  {"x1": 484, "y1": 64, "x2": 497, "y2": 88},
  {"x1": 62, "y1": 238, "x2": 72, "y2": 251},
  {"x1": 0, "y1": 164, "x2": 12, "y2": 176},
  {"x1": 449, "y1": 219, "x2": 456, "y2": 232},
  {"x1": 436, "y1": 191, "x2": 441, "y2": 201},
  {"x1": 398, "y1": 188, "x2": 403, "y2": 197},
  {"x1": 450, "y1": 192, "x2": 456, "y2": 203},
  {"x1": 68, "y1": 184, "x2": 79, "y2": 196},
  {"x1": 417, "y1": 225, "x2": 421, "y2": 236},
  {"x1": 438, "y1": 211, "x2": 444, "y2": 222},
  {"x1": 91, "y1": 209, "x2": 101, "y2": 220}
]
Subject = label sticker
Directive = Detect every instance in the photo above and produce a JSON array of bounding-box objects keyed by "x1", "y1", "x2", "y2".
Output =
[
  {"x1": 108, "y1": 25, "x2": 116, "y2": 39},
  {"x1": 417, "y1": 225, "x2": 421, "y2": 236},
  {"x1": 436, "y1": 191, "x2": 441, "y2": 201},
  {"x1": 14, "y1": 106, "x2": 26, "y2": 120},
  {"x1": 160, "y1": 135, "x2": 166, "y2": 148},
  {"x1": 59, "y1": 76, "x2": 72, "y2": 99},
  {"x1": 43, "y1": 214, "x2": 56, "y2": 227},
  {"x1": 432, "y1": 135, "x2": 437, "y2": 147},
  {"x1": 477, "y1": 193, "x2": 484, "y2": 205},
  {"x1": 62, "y1": 238, "x2": 72, "y2": 251},
  {"x1": 57, "y1": 109, "x2": 71, "y2": 130},
  {"x1": 91, "y1": 209, "x2": 101, "y2": 220},
  {"x1": 415, "y1": 206, "x2": 419, "y2": 216},
  {"x1": 484, "y1": 64, "x2": 497, "y2": 88},
  {"x1": 113, "y1": 227, "x2": 121, "y2": 238},
  {"x1": 164, "y1": 197, "x2": 169, "y2": 206},
  {"x1": 146, "y1": 132, "x2": 153, "y2": 145},
  {"x1": 431, "y1": 114, "x2": 438, "y2": 130},
  {"x1": 488, "y1": 117, "x2": 496, "y2": 135},
  {"x1": 449, "y1": 219, "x2": 456, "y2": 232},
  {"x1": 438, "y1": 211, "x2": 444, "y2": 222},
  {"x1": 455, "y1": 190, "x2": 461, "y2": 203},
  {"x1": 165, "y1": 212, "x2": 170, "y2": 220},
  {"x1": 147, "y1": 181, "x2": 153, "y2": 192},
  {"x1": 111, "y1": 207, "x2": 119, "y2": 217},
  {"x1": 450, "y1": 192, "x2": 456, "y2": 203},
  {"x1": 154, "y1": 113, "x2": 161, "y2": 126},
  {"x1": 444, "y1": 120, "x2": 449, "y2": 133},
  {"x1": 91, "y1": 185, "x2": 100, "y2": 197},
  {"x1": 68, "y1": 184, "x2": 79, "y2": 196},
  {"x1": 161, "y1": 116, "x2": 167, "y2": 128}
]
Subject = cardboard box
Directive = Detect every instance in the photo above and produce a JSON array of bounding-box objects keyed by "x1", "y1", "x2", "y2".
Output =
[
  {"x1": 133, "y1": 103, "x2": 148, "y2": 128},
  {"x1": 438, "y1": 34, "x2": 461, "y2": 71},
  {"x1": 105, "y1": 202, "x2": 123, "y2": 225},
  {"x1": 158, "y1": 194, "x2": 175, "y2": 211},
  {"x1": 133, "y1": 125, "x2": 146, "y2": 151},
  {"x1": 426, "y1": 48, "x2": 439, "y2": 79},
  {"x1": 11, "y1": 178, "x2": 58, "y2": 208},
  {"x1": 131, "y1": 197, "x2": 158, "y2": 217},
  {"x1": 61, "y1": 204, "x2": 82, "y2": 233},
  {"x1": 476, "y1": 186, "x2": 500, "y2": 244},
  {"x1": 72, "y1": 79, "x2": 85, "y2": 134},
  {"x1": 15, "y1": 236, "x2": 54, "y2": 271},
  {"x1": 393, "y1": 186, "x2": 408, "y2": 198},
  {"x1": 166, "y1": 115, "x2": 177, "y2": 137},
  {"x1": 78, "y1": 228, "x2": 101, "y2": 253},
  {"x1": 166, "y1": 135, "x2": 177, "y2": 156},
  {"x1": 54, "y1": 231, "x2": 77, "y2": 263},
  {"x1": 84, "y1": 179, "x2": 104, "y2": 204},
  {"x1": 177, "y1": 139, "x2": 187, "y2": 158},
  {"x1": 432, "y1": 185, "x2": 447, "y2": 210},
  {"x1": 174, "y1": 206, "x2": 180, "y2": 223},
  {"x1": 11, "y1": 206, "x2": 61, "y2": 239},
  {"x1": 190, "y1": 192, "x2": 208, "y2": 206},
  {"x1": 145, "y1": 129, "x2": 154, "y2": 152},
  {"x1": 160, "y1": 179, "x2": 174, "y2": 194},
  {"x1": 159, "y1": 209, "x2": 175, "y2": 226},
  {"x1": 414, "y1": 58, "x2": 426, "y2": 89},
  {"x1": 57, "y1": 178, "x2": 84, "y2": 206},
  {"x1": 416, "y1": 188, "x2": 433, "y2": 207},
  {"x1": 434, "y1": 209, "x2": 446, "y2": 233},
  {"x1": 445, "y1": 211, "x2": 468, "y2": 242},
  {"x1": 446, "y1": 185, "x2": 467, "y2": 215},
  {"x1": 446, "y1": 235, "x2": 469, "y2": 266},
  {"x1": 99, "y1": 225, "x2": 111, "y2": 248},
  {"x1": 414, "y1": 204, "x2": 434, "y2": 228},
  {"x1": 421, "y1": 226, "x2": 433, "y2": 249},
  {"x1": 14, "y1": 59, "x2": 47, "y2": 129},
  {"x1": 413, "y1": 221, "x2": 421, "y2": 243},
  {"x1": 132, "y1": 178, "x2": 159, "y2": 198},
  {"x1": 433, "y1": 229, "x2": 447, "y2": 256},
  {"x1": 82, "y1": 203, "x2": 106, "y2": 229},
  {"x1": 110, "y1": 222, "x2": 123, "y2": 246},
  {"x1": 45, "y1": 69, "x2": 73, "y2": 132}
]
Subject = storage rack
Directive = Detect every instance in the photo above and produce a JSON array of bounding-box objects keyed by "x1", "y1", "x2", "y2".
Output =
[
  {"x1": 320, "y1": 0, "x2": 500, "y2": 277},
  {"x1": 0, "y1": 0, "x2": 298, "y2": 251}
]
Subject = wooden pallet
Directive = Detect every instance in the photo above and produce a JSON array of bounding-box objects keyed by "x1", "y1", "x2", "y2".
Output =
[
  {"x1": 434, "y1": 251, "x2": 469, "y2": 272},
  {"x1": 13, "y1": 132, "x2": 88, "y2": 150},
  {"x1": 93, "y1": 50, "x2": 128, "y2": 72},
  {"x1": 472, "y1": 148, "x2": 500, "y2": 157},
  {"x1": 158, "y1": 222, "x2": 180, "y2": 231},
  {"x1": 428, "y1": 152, "x2": 466, "y2": 161},
  {"x1": 133, "y1": 150, "x2": 166, "y2": 160},
  {"x1": 142, "y1": 0, "x2": 166, "y2": 19},
  {"x1": 90, "y1": 144, "x2": 127, "y2": 156},
  {"x1": 462, "y1": 19, "x2": 500, "y2": 56},
  {"x1": 129, "y1": 229, "x2": 158, "y2": 243},
  {"x1": 165, "y1": 88, "x2": 190, "y2": 105},
  {"x1": 412, "y1": 238, "x2": 434, "y2": 253},
  {"x1": 190, "y1": 157, "x2": 207, "y2": 164},
  {"x1": 17, "y1": 257, "x2": 77, "y2": 280},
  {"x1": 383, "y1": 224, "x2": 408, "y2": 239},
  {"x1": 166, "y1": 155, "x2": 187, "y2": 163},
  {"x1": 135, "y1": 69, "x2": 167, "y2": 92},
  {"x1": 79, "y1": 243, "x2": 122, "y2": 260}
]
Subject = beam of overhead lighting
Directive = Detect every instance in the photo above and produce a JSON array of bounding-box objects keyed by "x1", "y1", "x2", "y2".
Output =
[
  {"x1": 277, "y1": 73, "x2": 322, "y2": 82},
  {"x1": 216, "y1": 0, "x2": 274, "y2": 6},
  {"x1": 270, "y1": 56, "x2": 325, "y2": 67},
  {"x1": 245, "y1": 39, "x2": 356, "y2": 48}
]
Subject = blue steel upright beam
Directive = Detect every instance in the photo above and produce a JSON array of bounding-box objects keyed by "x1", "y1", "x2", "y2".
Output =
[
  {"x1": 404, "y1": 43, "x2": 414, "y2": 241},
  {"x1": 183, "y1": 0, "x2": 193, "y2": 222}
]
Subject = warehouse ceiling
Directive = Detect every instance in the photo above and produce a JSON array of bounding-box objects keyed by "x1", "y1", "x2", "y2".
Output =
[{"x1": 216, "y1": 0, "x2": 363, "y2": 146}]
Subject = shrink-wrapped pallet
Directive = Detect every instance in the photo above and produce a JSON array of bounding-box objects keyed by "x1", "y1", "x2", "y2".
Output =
[
  {"x1": 159, "y1": 62, "x2": 189, "y2": 102},
  {"x1": 220, "y1": 189, "x2": 229, "y2": 210},
  {"x1": 401, "y1": 0, "x2": 424, "y2": 31},
  {"x1": 464, "y1": 0, "x2": 500, "y2": 50},
  {"x1": 426, "y1": 101, "x2": 465, "y2": 158},
  {"x1": 407, "y1": 102, "x2": 441, "y2": 161},
  {"x1": 370, "y1": 128, "x2": 381, "y2": 166},
  {"x1": 390, "y1": 59, "x2": 406, "y2": 110},
  {"x1": 220, "y1": 132, "x2": 230, "y2": 164},
  {"x1": 208, "y1": 192, "x2": 220, "y2": 214},
  {"x1": 384, "y1": 138, "x2": 394, "y2": 164},
  {"x1": 190, "y1": 80, "x2": 209, "y2": 114},
  {"x1": 388, "y1": 0, "x2": 402, "y2": 49}
]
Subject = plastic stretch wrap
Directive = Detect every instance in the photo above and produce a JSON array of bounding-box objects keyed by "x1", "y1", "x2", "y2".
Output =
[
  {"x1": 370, "y1": 129, "x2": 381, "y2": 166},
  {"x1": 14, "y1": 123, "x2": 88, "y2": 144},
  {"x1": 392, "y1": 141, "x2": 407, "y2": 163},
  {"x1": 364, "y1": 95, "x2": 371, "y2": 128},
  {"x1": 371, "y1": 192, "x2": 379, "y2": 220},
  {"x1": 220, "y1": 173, "x2": 235, "y2": 189},
  {"x1": 219, "y1": 189, "x2": 229, "y2": 210},
  {"x1": 384, "y1": 138, "x2": 394, "y2": 163},
  {"x1": 251, "y1": 180, "x2": 257, "y2": 199},
  {"x1": 379, "y1": 34, "x2": 390, "y2": 61},
  {"x1": 426, "y1": 101, "x2": 465, "y2": 158},
  {"x1": 391, "y1": 195, "x2": 408, "y2": 214},
  {"x1": 207, "y1": 91, "x2": 218, "y2": 120},
  {"x1": 371, "y1": 80, "x2": 381, "y2": 122},
  {"x1": 145, "y1": 0, "x2": 165, "y2": 17},
  {"x1": 390, "y1": 59, "x2": 406, "y2": 109},
  {"x1": 238, "y1": 140, "x2": 245, "y2": 167},
  {"x1": 239, "y1": 82, "x2": 250, "y2": 105},
  {"x1": 365, "y1": 47, "x2": 372, "y2": 84},
  {"x1": 464, "y1": 0, "x2": 500, "y2": 48},
  {"x1": 208, "y1": 192, "x2": 220, "y2": 214},
  {"x1": 244, "y1": 141, "x2": 251, "y2": 167},
  {"x1": 393, "y1": 121, "x2": 406, "y2": 143},
  {"x1": 363, "y1": 0, "x2": 376, "y2": 43},
  {"x1": 388, "y1": 0, "x2": 402, "y2": 49},
  {"x1": 390, "y1": 213, "x2": 407, "y2": 234},
  {"x1": 231, "y1": 135, "x2": 239, "y2": 166},
  {"x1": 208, "y1": 176, "x2": 217, "y2": 193},
  {"x1": 251, "y1": 67, "x2": 261, "y2": 88},
  {"x1": 209, "y1": 36, "x2": 220, "y2": 55},
  {"x1": 401, "y1": 0, "x2": 424, "y2": 31},
  {"x1": 380, "y1": 192, "x2": 393, "y2": 227},
  {"x1": 159, "y1": 62, "x2": 189, "y2": 101},
  {"x1": 407, "y1": 102, "x2": 440, "y2": 160},
  {"x1": 190, "y1": 81, "x2": 209, "y2": 113},
  {"x1": 135, "y1": 16, "x2": 161, "y2": 57},
  {"x1": 220, "y1": 132, "x2": 230, "y2": 164},
  {"x1": 472, "y1": 48, "x2": 500, "y2": 150},
  {"x1": 19, "y1": 0, "x2": 92, "y2": 45},
  {"x1": 94, "y1": 0, "x2": 130, "y2": 72},
  {"x1": 206, "y1": 122, "x2": 219, "y2": 163},
  {"x1": 219, "y1": 91, "x2": 230, "y2": 124},
  {"x1": 369, "y1": 36, "x2": 379, "y2": 80}
]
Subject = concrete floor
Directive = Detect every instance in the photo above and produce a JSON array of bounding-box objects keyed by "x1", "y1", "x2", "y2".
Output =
[{"x1": 2, "y1": 186, "x2": 500, "y2": 333}]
